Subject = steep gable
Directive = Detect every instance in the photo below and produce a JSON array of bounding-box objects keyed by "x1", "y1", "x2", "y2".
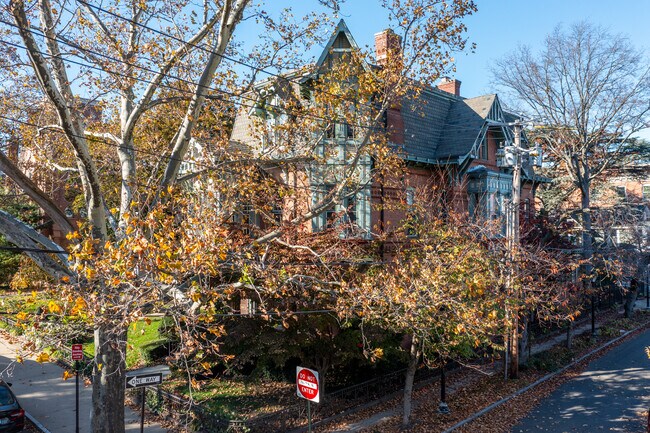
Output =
[
  {"x1": 435, "y1": 94, "x2": 513, "y2": 161},
  {"x1": 315, "y1": 19, "x2": 367, "y2": 72}
]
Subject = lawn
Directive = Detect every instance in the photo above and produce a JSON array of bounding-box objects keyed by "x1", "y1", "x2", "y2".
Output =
[
  {"x1": 81, "y1": 317, "x2": 169, "y2": 368},
  {"x1": 165, "y1": 376, "x2": 293, "y2": 420}
]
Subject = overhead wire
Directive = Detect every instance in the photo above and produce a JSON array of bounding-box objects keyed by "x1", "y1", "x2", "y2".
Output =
[{"x1": 73, "y1": 0, "x2": 380, "y2": 111}]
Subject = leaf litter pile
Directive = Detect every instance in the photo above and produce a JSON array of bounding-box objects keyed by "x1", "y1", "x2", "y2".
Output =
[{"x1": 320, "y1": 311, "x2": 650, "y2": 433}]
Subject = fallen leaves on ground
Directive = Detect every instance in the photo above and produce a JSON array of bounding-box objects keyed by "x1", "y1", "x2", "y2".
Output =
[{"x1": 319, "y1": 311, "x2": 650, "y2": 433}]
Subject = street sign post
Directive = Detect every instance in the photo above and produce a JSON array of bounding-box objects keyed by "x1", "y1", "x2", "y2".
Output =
[
  {"x1": 125, "y1": 373, "x2": 163, "y2": 433},
  {"x1": 296, "y1": 367, "x2": 320, "y2": 433},
  {"x1": 125, "y1": 373, "x2": 162, "y2": 389},
  {"x1": 71, "y1": 343, "x2": 83, "y2": 433}
]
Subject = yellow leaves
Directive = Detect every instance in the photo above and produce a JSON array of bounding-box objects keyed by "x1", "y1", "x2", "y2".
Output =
[
  {"x1": 15, "y1": 312, "x2": 28, "y2": 321},
  {"x1": 66, "y1": 231, "x2": 81, "y2": 241},
  {"x1": 35, "y1": 352, "x2": 50, "y2": 363},
  {"x1": 62, "y1": 370, "x2": 74, "y2": 381},
  {"x1": 70, "y1": 297, "x2": 87, "y2": 316},
  {"x1": 48, "y1": 301, "x2": 62, "y2": 314},
  {"x1": 85, "y1": 268, "x2": 96, "y2": 280},
  {"x1": 97, "y1": 363, "x2": 103, "y2": 371},
  {"x1": 15, "y1": 356, "x2": 23, "y2": 364}
]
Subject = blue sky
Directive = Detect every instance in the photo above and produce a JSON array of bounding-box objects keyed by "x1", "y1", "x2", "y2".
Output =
[
  {"x1": 261, "y1": 0, "x2": 648, "y2": 138},
  {"x1": 315, "y1": 0, "x2": 650, "y2": 98}
]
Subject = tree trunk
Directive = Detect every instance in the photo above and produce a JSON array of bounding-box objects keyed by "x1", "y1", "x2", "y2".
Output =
[
  {"x1": 402, "y1": 336, "x2": 420, "y2": 428},
  {"x1": 566, "y1": 320, "x2": 573, "y2": 349},
  {"x1": 91, "y1": 326, "x2": 127, "y2": 433},
  {"x1": 518, "y1": 315, "x2": 529, "y2": 366},
  {"x1": 624, "y1": 279, "x2": 638, "y2": 318}
]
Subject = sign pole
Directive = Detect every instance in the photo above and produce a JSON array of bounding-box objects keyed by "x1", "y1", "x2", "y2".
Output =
[
  {"x1": 75, "y1": 360, "x2": 79, "y2": 433},
  {"x1": 307, "y1": 400, "x2": 311, "y2": 433},
  {"x1": 140, "y1": 387, "x2": 145, "y2": 433}
]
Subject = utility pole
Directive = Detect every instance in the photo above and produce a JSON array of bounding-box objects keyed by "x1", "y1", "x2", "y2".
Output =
[
  {"x1": 493, "y1": 119, "x2": 542, "y2": 380},
  {"x1": 507, "y1": 122, "x2": 522, "y2": 380}
]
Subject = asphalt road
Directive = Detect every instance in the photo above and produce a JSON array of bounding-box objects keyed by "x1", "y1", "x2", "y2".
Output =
[
  {"x1": 512, "y1": 327, "x2": 650, "y2": 433},
  {"x1": 0, "y1": 335, "x2": 166, "y2": 433}
]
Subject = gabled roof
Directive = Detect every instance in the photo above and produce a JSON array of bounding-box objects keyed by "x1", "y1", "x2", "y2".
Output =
[
  {"x1": 315, "y1": 19, "x2": 367, "y2": 72},
  {"x1": 435, "y1": 94, "x2": 497, "y2": 160},
  {"x1": 231, "y1": 20, "x2": 520, "y2": 170},
  {"x1": 401, "y1": 92, "x2": 512, "y2": 163}
]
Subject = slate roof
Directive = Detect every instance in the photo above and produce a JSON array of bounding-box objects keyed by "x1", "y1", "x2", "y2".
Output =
[
  {"x1": 399, "y1": 88, "x2": 454, "y2": 161},
  {"x1": 435, "y1": 94, "x2": 496, "y2": 160},
  {"x1": 400, "y1": 90, "x2": 497, "y2": 163}
]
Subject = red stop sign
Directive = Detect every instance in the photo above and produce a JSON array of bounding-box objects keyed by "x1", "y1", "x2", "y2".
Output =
[{"x1": 296, "y1": 367, "x2": 320, "y2": 403}]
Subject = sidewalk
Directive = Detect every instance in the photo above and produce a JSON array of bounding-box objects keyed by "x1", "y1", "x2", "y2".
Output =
[
  {"x1": 325, "y1": 299, "x2": 650, "y2": 433},
  {"x1": 0, "y1": 335, "x2": 166, "y2": 433}
]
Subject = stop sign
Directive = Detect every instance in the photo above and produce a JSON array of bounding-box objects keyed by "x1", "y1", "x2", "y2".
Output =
[{"x1": 296, "y1": 367, "x2": 320, "y2": 403}]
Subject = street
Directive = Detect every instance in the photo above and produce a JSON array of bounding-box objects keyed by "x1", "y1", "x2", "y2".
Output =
[
  {"x1": 0, "y1": 335, "x2": 166, "y2": 433},
  {"x1": 512, "y1": 327, "x2": 650, "y2": 432}
]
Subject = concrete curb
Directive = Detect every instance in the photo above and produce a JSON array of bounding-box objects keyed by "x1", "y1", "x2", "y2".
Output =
[
  {"x1": 25, "y1": 411, "x2": 53, "y2": 433},
  {"x1": 441, "y1": 321, "x2": 650, "y2": 433}
]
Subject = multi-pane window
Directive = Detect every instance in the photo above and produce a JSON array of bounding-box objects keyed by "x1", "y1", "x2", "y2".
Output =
[
  {"x1": 344, "y1": 194, "x2": 357, "y2": 224},
  {"x1": 615, "y1": 186, "x2": 627, "y2": 200},
  {"x1": 643, "y1": 184, "x2": 650, "y2": 200}
]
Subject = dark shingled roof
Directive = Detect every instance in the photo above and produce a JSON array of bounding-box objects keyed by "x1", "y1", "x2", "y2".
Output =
[
  {"x1": 399, "y1": 91, "x2": 498, "y2": 163},
  {"x1": 435, "y1": 94, "x2": 496, "y2": 160},
  {"x1": 400, "y1": 89, "x2": 454, "y2": 161}
]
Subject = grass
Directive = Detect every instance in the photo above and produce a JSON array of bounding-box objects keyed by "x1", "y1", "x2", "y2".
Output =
[
  {"x1": 80, "y1": 317, "x2": 169, "y2": 368},
  {"x1": 0, "y1": 291, "x2": 49, "y2": 314},
  {"x1": 165, "y1": 376, "x2": 291, "y2": 420}
]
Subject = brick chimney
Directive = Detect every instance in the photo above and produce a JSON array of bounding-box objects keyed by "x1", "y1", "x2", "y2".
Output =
[
  {"x1": 374, "y1": 29, "x2": 401, "y2": 66},
  {"x1": 437, "y1": 77, "x2": 461, "y2": 96}
]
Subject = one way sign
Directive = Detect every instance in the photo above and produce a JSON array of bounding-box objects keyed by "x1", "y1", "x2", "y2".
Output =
[{"x1": 125, "y1": 373, "x2": 162, "y2": 389}]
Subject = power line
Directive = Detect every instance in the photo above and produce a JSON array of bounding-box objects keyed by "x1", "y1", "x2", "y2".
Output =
[
  {"x1": 2, "y1": 21, "x2": 493, "y2": 157},
  {"x1": 74, "y1": 0, "x2": 377, "y2": 111},
  {"x1": 0, "y1": 33, "x2": 388, "y2": 136},
  {"x1": 6, "y1": 6, "x2": 487, "y2": 137}
]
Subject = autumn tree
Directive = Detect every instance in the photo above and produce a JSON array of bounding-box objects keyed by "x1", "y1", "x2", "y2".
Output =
[
  {"x1": 0, "y1": 0, "x2": 478, "y2": 430},
  {"x1": 493, "y1": 22, "x2": 650, "y2": 333},
  {"x1": 339, "y1": 185, "x2": 505, "y2": 427}
]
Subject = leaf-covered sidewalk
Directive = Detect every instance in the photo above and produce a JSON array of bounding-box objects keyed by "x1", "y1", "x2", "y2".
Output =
[{"x1": 319, "y1": 307, "x2": 650, "y2": 433}]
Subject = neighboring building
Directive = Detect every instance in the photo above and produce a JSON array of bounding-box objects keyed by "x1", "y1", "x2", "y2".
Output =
[
  {"x1": 8, "y1": 98, "x2": 102, "y2": 246},
  {"x1": 228, "y1": 20, "x2": 544, "y2": 252},
  {"x1": 591, "y1": 161, "x2": 650, "y2": 255}
]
